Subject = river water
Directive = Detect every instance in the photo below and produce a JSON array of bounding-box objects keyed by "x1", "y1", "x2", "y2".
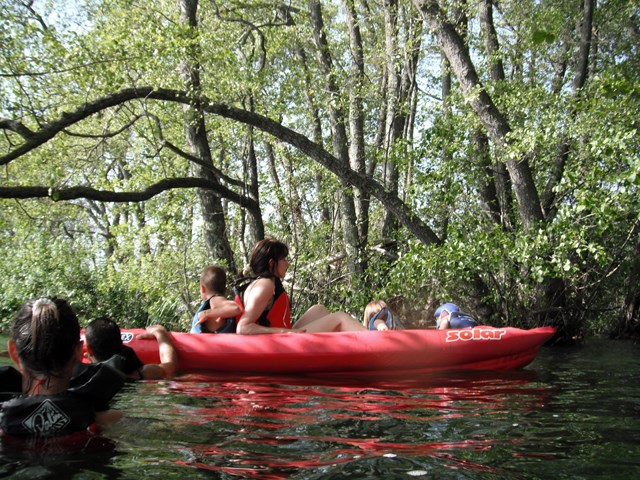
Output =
[{"x1": 1, "y1": 337, "x2": 639, "y2": 479}]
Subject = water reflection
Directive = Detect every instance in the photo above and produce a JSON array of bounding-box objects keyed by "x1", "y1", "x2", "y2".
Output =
[
  {"x1": 2, "y1": 339, "x2": 639, "y2": 479},
  {"x1": 0, "y1": 432, "x2": 121, "y2": 479},
  {"x1": 105, "y1": 370, "x2": 555, "y2": 478}
]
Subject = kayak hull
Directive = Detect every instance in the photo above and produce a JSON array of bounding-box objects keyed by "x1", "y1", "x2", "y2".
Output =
[{"x1": 112, "y1": 326, "x2": 556, "y2": 376}]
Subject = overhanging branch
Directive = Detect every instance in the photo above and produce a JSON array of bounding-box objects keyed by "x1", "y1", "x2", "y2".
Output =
[
  {"x1": 0, "y1": 118, "x2": 35, "y2": 139},
  {"x1": 0, "y1": 86, "x2": 441, "y2": 245},
  {"x1": 0, "y1": 177, "x2": 259, "y2": 209}
]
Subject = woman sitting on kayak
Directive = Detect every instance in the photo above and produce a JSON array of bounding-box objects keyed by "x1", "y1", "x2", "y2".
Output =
[{"x1": 236, "y1": 238, "x2": 366, "y2": 335}]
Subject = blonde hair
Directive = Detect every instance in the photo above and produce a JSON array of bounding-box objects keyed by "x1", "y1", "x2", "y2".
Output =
[{"x1": 362, "y1": 299, "x2": 389, "y2": 327}]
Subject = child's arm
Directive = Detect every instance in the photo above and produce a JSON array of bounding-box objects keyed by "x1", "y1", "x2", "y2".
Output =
[
  {"x1": 196, "y1": 299, "x2": 242, "y2": 325},
  {"x1": 136, "y1": 325, "x2": 179, "y2": 378},
  {"x1": 373, "y1": 319, "x2": 389, "y2": 331},
  {"x1": 437, "y1": 313, "x2": 451, "y2": 330}
]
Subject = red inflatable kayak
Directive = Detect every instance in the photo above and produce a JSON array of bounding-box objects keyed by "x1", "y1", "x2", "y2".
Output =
[{"x1": 110, "y1": 326, "x2": 555, "y2": 376}]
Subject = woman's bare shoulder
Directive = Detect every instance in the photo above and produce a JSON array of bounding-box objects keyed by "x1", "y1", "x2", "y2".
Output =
[
  {"x1": 245, "y1": 277, "x2": 275, "y2": 298},
  {"x1": 251, "y1": 276, "x2": 275, "y2": 288}
]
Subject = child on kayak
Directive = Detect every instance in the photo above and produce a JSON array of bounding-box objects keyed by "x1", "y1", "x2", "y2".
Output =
[
  {"x1": 190, "y1": 265, "x2": 242, "y2": 334},
  {"x1": 363, "y1": 300, "x2": 404, "y2": 331},
  {"x1": 434, "y1": 303, "x2": 478, "y2": 329},
  {"x1": 1, "y1": 297, "x2": 124, "y2": 437},
  {"x1": 81, "y1": 317, "x2": 178, "y2": 380}
]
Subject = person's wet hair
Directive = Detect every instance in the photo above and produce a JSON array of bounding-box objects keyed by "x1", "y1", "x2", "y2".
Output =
[
  {"x1": 84, "y1": 317, "x2": 123, "y2": 362},
  {"x1": 11, "y1": 297, "x2": 80, "y2": 377}
]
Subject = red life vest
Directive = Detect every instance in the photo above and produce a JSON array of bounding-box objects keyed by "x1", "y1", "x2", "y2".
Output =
[
  {"x1": 265, "y1": 278, "x2": 291, "y2": 329},
  {"x1": 234, "y1": 277, "x2": 291, "y2": 329}
]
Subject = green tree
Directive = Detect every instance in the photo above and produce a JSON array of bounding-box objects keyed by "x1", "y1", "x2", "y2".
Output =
[{"x1": 1, "y1": 0, "x2": 638, "y2": 341}]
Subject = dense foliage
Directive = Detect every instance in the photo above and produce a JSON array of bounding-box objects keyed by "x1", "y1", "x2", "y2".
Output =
[{"x1": 1, "y1": 0, "x2": 638, "y2": 341}]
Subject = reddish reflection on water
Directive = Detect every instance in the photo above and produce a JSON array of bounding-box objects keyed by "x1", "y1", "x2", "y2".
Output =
[
  {"x1": 156, "y1": 370, "x2": 551, "y2": 477},
  {"x1": 5, "y1": 340, "x2": 639, "y2": 478},
  {"x1": 175, "y1": 435, "x2": 501, "y2": 477}
]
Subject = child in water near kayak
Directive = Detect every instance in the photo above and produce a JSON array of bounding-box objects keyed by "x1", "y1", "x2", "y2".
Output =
[
  {"x1": 1, "y1": 297, "x2": 124, "y2": 437},
  {"x1": 81, "y1": 317, "x2": 178, "y2": 380},
  {"x1": 190, "y1": 265, "x2": 242, "y2": 334},
  {"x1": 363, "y1": 299, "x2": 404, "y2": 331}
]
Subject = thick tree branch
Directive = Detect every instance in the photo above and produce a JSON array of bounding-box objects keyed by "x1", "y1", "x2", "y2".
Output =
[
  {"x1": 0, "y1": 118, "x2": 35, "y2": 139},
  {"x1": 0, "y1": 86, "x2": 440, "y2": 245},
  {"x1": 0, "y1": 177, "x2": 259, "y2": 209}
]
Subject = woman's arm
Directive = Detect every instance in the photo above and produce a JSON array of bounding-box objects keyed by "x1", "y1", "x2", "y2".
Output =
[{"x1": 236, "y1": 278, "x2": 291, "y2": 334}]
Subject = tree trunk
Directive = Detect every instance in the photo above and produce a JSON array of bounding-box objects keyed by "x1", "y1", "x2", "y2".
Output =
[
  {"x1": 473, "y1": 129, "x2": 502, "y2": 224},
  {"x1": 265, "y1": 141, "x2": 292, "y2": 237},
  {"x1": 295, "y1": 44, "x2": 330, "y2": 224},
  {"x1": 296, "y1": 45, "x2": 331, "y2": 223},
  {"x1": 478, "y1": 0, "x2": 513, "y2": 229},
  {"x1": 308, "y1": 0, "x2": 364, "y2": 280},
  {"x1": 622, "y1": 228, "x2": 640, "y2": 337},
  {"x1": 344, "y1": 0, "x2": 369, "y2": 250},
  {"x1": 178, "y1": 0, "x2": 236, "y2": 271},
  {"x1": 542, "y1": 0, "x2": 595, "y2": 217},
  {"x1": 244, "y1": 93, "x2": 265, "y2": 247},
  {"x1": 416, "y1": 0, "x2": 544, "y2": 231},
  {"x1": 439, "y1": 53, "x2": 452, "y2": 240},
  {"x1": 398, "y1": 6, "x2": 422, "y2": 209},
  {"x1": 381, "y1": 0, "x2": 401, "y2": 239},
  {"x1": 85, "y1": 199, "x2": 115, "y2": 259}
]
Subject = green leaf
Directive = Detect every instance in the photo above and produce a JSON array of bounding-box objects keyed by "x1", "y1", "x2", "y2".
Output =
[{"x1": 532, "y1": 30, "x2": 555, "y2": 45}]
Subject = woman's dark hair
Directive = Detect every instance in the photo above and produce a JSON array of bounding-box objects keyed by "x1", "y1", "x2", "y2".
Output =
[
  {"x1": 11, "y1": 297, "x2": 80, "y2": 377},
  {"x1": 84, "y1": 317, "x2": 123, "y2": 362},
  {"x1": 249, "y1": 239, "x2": 289, "y2": 277}
]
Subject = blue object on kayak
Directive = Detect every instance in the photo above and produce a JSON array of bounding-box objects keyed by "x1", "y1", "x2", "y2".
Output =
[
  {"x1": 435, "y1": 303, "x2": 478, "y2": 328},
  {"x1": 368, "y1": 307, "x2": 404, "y2": 330},
  {"x1": 434, "y1": 303, "x2": 459, "y2": 318}
]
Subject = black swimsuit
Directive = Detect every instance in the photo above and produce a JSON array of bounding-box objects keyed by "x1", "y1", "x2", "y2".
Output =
[{"x1": 1, "y1": 364, "x2": 124, "y2": 437}]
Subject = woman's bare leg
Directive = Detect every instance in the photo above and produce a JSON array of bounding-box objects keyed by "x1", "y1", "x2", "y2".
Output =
[
  {"x1": 301, "y1": 312, "x2": 367, "y2": 332},
  {"x1": 295, "y1": 304, "x2": 331, "y2": 329}
]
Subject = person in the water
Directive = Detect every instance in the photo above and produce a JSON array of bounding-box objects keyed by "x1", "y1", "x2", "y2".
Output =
[
  {"x1": 1, "y1": 297, "x2": 124, "y2": 437},
  {"x1": 81, "y1": 316, "x2": 178, "y2": 380}
]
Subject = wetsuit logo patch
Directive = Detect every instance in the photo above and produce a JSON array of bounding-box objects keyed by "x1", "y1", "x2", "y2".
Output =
[
  {"x1": 121, "y1": 332, "x2": 134, "y2": 343},
  {"x1": 22, "y1": 398, "x2": 70, "y2": 435}
]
